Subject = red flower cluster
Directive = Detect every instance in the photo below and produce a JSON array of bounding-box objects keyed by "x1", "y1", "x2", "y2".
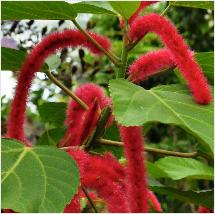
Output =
[
  {"x1": 129, "y1": 48, "x2": 175, "y2": 83},
  {"x1": 60, "y1": 83, "x2": 111, "y2": 147},
  {"x1": 120, "y1": 126, "x2": 148, "y2": 213},
  {"x1": 128, "y1": 13, "x2": 212, "y2": 104},
  {"x1": 6, "y1": 30, "x2": 111, "y2": 144}
]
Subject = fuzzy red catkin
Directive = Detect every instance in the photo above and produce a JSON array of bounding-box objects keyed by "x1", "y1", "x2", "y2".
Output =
[
  {"x1": 119, "y1": 126, "x2": 148, "y2": 213},
  {"x1": 6, "y1": 30, "x2": 111, "y2": 144},
  {"x1": 198, "y1": 205, "x2": 213, "y2": 213},
  {"x1": 59, "y1": 83, "x2": 111, "y2": 147},
  {"x1": 147, "y1": 190, "x2": 162, "y2": 212},
  {"x1": 82, "y1": 154, "x2": 129, "y2": 212},
  {"x1": 128, "y1": 48, "x2": 175, "y2": 83},
  {"x1": 129, "y1": 13, "x2": 212, "y2": 105},
  {"x1": 67, "y1": 149, "x2": 129, "y2": 212}
]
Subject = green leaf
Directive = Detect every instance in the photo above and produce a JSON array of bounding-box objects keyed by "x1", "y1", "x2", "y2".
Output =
[
  {"x1": 1, "y1": 47, "x2": 48, "y2": 72},
  {"x1": 71, "y1": 1, "x2": 117, "y2": 16},
  {"x1": 151, "y1": 186, "x2": 214, "y2": 209},
  {"x1": 38, "y1": 102, "x2": 67, "y2": 127},
  {"x1": 109, "y1": 1, "x2": 140, "y2": 20},
  {"x1": 195, "y1": 52, "x2": 214, "y2": 84},
  {"x1": 170, "y1": 1, "x2": 214, "y2": 10},
  {"x1": 109, "y1": 80, "x2": 214, "y2": 153},
  {"x1": 45, "y1": 55, "x2": 61, "y2": 70},
  {"x1": 37, "y1": 127, "x2": 67, "y2": 146},
  {"x1": 146, "y1": 161, "x2": 168, "y2": 178},
  {"x1": 2, "y1": 1, "x2": 116, "y2": 20},
  {"x1": 154, "y1": 157, "x2": 214, "y2": 180},
  {"x1": 1, "y1": 138, "x2": 80, "y2": 212},
  {"x1": 1, "y1": 47, "x2": 26, "y2": 71}
]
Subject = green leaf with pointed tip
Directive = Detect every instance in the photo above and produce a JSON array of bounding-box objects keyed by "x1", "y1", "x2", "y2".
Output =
[
  {"x1": 170, "y1": 1, "x2": 214, "y2": 10},
  {"x1": 38, "y1": 102, "x2": 67, "y2": 127},
  {"x1": 109, "y1": 80, "x2": 214, "y2": 154},
  {"x1": 154, "y1": 157, "x2": 213, "y2": 180},
  {"x1": 109, "y1": 1, "x2": 140, "y2": 20},
  {"x1": 1, "y1": 138, "x2": 80, "y2": 213},
  {"x1": 1, "y1": 1, "x2": 116, "y2": 20}
]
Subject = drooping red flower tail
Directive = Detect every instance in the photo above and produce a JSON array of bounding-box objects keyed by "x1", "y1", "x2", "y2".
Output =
[
  {"x1": 6, "y1": 30, "x2": 111, "y2": 144},
  {"x1": 128, "y1": 48, "x2": 175, "y2": 83},
  {"x1": 67, "y1": 149, "x2": 129, "y2": 212},
  {"x1": 82, "y1": 153, "x2": 129, "y2": 212},
  {"x1": 120, "y1": 1, "x2": 158, "y2": 28},
  {"x1": 119, "y1": 126, "x2": 148, "y2": 213},
  {"x1": 129, "y1": 13, "x2": 212, "y2": 104},
  {"x1": 147, "y1": 190, "x2": 162, "y2": 212},
  {"x1": 60, "y1": 83, "x2": 111, "y2": 147},
  {"x1": 198, "y1": 205, "x2": 213, "y2": 213}
]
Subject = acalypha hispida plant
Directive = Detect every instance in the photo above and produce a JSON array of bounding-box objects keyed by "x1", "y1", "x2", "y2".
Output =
[{"x1": 2, "y1": 1, "x2": 213, "y2": 213}]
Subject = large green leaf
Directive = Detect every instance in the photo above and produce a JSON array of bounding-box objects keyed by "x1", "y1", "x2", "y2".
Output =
[
  {"x1": 154, "y1": 157, "x2": 213, "y2": 180},
  {"x1": 109, "y1": 80, "x2": 214, "y2": 153},
  {"x1": 38, "y1": 102, "x2": 67, "y2": 127},
  {"x1": 1, "y1": 47, "x2": 26, "y2": 71},
  {"x1": 146, "y1": 161, "x2": 168, "y2": 178},
  {"x1": 109, "y1": 1, "x2": 140, "y2": 20},
  {"x1": 170, "y1": 1, "x2": 214, "y2": 10},
  {"x1": 1, "y1": 138, "x2": 80, "y2": 212},
  {"x1": 151, "y1": 186, "x2": 214, "y2": 209},
  {"x1": 195, "y1": 52, "x2": 214, "y2": 84},
  {"x1": 2, "y1": 1, "x2": 116, "y2": 20}
]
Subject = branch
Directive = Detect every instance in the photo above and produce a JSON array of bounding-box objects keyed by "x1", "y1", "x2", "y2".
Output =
[
  {"x1": 72, "y1": 19, "x2": 122, "y2": 67},
  {"x1": 45, "y1": 70, "x2": 88, "y2": 110},
  {"x1": 97, "y1": 138, "x2": 198, "y2": 158},
  {"x1": 81, "y1": 185, "x2": 98, "y2": 213},
  {"x1": 118, "y1": 19, "x2": 129, "y2": 78}
]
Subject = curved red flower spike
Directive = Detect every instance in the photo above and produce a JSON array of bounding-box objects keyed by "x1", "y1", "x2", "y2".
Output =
[
  {"x1": 119, "y1": 126, "x2": 148, "y2": 213},
  {"x1": 198, "y1": 205, "x2": 213, "y2": 213},
  {"x1": 129, "y1": 13, "x2": 212, "y2": 105},
  {"x1": 59, "y1": 83, "x2": 111, "y2": 147},
  {"x1": 6, "y1": 30, "x2": 111, "y2": 144},
  {"x1": 147, "y1": 190, "x2": 162, "y2": 212},
  {"x1": 128, "y1": 48, "x2": 175, "y2": 83}
]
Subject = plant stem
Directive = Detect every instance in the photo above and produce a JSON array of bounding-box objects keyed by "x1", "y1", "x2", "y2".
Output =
[
  {"x1": 118, "y1": 20, "x2": 129, "y2": 78},
  {"x1": 72, "y1": 19, "x2": 122, "y2": 67},
  {"x1": 97, "y1": 138, "x2": 198, "y2": 158},
  {"x1": 81, "y1": 186, "x2": 98, "y2": 213},
  {"x1": 45, "y1": 70, "x2": 88, "y2": 110},
  {"x1": 161, "y1": 2, "x2": 171, "y2": 16}
]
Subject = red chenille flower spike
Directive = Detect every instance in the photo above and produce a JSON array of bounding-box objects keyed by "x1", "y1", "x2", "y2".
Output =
[
  {"x1": 60, "y1": 83, "x2": 111, "y2": 147},
  {"x1": 147, "y1": 190, "x2": 162, "y2": 212},
  {"x1": 67, "y1": 149, "x2": 129, "y2": 213},
  {"x1": 6, "y1": 30, "x2": 111, "y2": 144},
  {"x1": 198, "y1": 205, "x2": 213, "y2": 213},
  {"x1": 129, "y1": 13, "x2": 212, "y2": 104},
  {"x1": 120, "y1": 126, "x2": 148, "y2": 213},
  {"x1": 128, "y1": 48, "x2": 175, "y2": 83}
]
